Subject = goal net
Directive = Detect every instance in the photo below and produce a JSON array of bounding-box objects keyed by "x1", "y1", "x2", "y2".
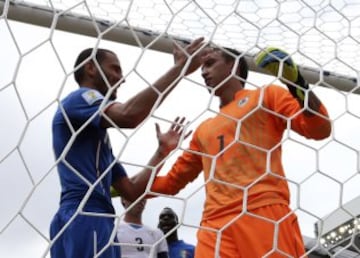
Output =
[{"x1": 1, "y1": 0, "x2": 360, "y2": 257}]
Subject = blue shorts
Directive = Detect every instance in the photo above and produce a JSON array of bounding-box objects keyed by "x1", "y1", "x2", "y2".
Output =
[{"x1": 50, "y1": 207, "x2": 120, "y2": 258}]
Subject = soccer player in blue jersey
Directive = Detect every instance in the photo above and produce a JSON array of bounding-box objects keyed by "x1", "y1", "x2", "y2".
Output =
[
  {"x1": 49, "y1": 38, "x2": 206, "y2": 258},
  {"x1": 158, "y1": 207, "x2": 195, "y2": 258}
]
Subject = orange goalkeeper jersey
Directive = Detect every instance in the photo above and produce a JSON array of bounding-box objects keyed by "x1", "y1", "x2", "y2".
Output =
[{"x1": 151, "y1": 85, "x2": 331, "y2": 222}]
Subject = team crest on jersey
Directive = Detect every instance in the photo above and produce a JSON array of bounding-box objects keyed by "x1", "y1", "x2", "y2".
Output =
[
  {"x1": 82, "y1": 90, "x2": 103, "y2": 105},
  {"x1": 238, "y1": 96, "x2": 249, "y2": 107}
]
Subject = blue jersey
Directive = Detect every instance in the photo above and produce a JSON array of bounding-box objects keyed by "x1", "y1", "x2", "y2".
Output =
[
  {"x1": 168, "y1": 240, "x2": 195, "y2": 258},
  {"x1": 52, "y1": 87, "x2": 127, "y2": 213},
  {"x1": 50, "y1": 87, "x2": 125, "y2": 258}
]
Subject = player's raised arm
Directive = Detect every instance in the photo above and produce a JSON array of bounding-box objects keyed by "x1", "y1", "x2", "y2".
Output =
[
  {"x1": 102, "y1": 37, "x2": 207, "y2": 129},
  {"x1": 254, "y1": 47, "x2": 323, "y2": 116},
  {"x1": 112, "y1": 117, "x2": 192, "y2": 202}
]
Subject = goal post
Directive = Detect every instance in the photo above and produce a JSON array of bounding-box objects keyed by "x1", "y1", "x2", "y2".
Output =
[{"x1": 1, "y1": 0, "x2": 358, "y2": 94}]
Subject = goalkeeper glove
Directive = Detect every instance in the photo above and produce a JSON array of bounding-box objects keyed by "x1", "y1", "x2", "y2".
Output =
[{"x1": 254, "y1": 47, "x2": 308, "y2": 103}]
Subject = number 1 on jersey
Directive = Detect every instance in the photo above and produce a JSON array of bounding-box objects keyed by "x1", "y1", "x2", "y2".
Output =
[{"x1": 217, "y1": 135, "x2": 224, "y2": 155}]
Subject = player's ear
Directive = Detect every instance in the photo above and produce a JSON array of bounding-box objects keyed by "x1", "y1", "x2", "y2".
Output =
[{"x1": 84, "y1": 60, "x2": 96, "y2": 77}]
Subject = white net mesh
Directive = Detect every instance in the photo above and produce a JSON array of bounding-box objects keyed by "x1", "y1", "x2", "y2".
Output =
[{"x1": 1, "y1": 0, "x2": 360, "y2": 257}]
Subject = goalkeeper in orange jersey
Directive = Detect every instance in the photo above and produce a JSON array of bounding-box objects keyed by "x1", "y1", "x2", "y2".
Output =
[{"x1": 150, "y1": 47, "x2": 332, "y2": 258}]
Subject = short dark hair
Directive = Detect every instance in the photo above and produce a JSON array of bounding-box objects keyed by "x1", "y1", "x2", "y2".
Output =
[
  {"x1": 73, "y1": 48, "x2": 114, "y2": 85},
  {"x1": 219, "y1": 47, "x2": 249, "y2": 83}
]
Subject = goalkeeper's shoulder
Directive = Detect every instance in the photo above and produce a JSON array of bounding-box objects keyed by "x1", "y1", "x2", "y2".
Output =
[{"x1": 262, "y1": 83, "x2": 292, "y2": 98}]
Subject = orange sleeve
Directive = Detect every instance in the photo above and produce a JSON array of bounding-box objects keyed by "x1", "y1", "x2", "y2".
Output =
[
  {"x1": 291, "y1": 103, "x2": 331, "y2": 140},
  {"x1": 150, "y1": 131, "x2": 203, "y2": 195},
  {"x1": 265, "y1": 85, "x2": 331, "y2": 140}
]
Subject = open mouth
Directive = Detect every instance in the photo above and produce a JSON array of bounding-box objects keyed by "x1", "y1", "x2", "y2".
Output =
[
  {"x1": 160, "y1": 223, "x2": 176, "y2": 232},
  {"x1": 160, "y1": 224, "x2": 171, "y2": 230}
]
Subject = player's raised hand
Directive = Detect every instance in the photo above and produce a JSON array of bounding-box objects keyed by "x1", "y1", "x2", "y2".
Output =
[
  {"x1": 155, "y1": 117, "x2": 192, "y2": 156},
  {"x1": 173, "y1": 37, "x2": 209, "y2": 75},
  {"x1": 254, "y1": 47, "x2": 309, "y2": 103}
]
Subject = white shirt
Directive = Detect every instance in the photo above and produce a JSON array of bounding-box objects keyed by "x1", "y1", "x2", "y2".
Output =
[{"x1": 117, "y1": 222, "x2": 168, "y2": 258}]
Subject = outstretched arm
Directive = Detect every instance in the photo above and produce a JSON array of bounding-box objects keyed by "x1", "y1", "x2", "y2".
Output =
[
  {"x1": 102, "y1": 38, "x2": 207, "y2": 128},
  {"x1": 112, "y1": 117, "x2": 192, "y2": 201}
]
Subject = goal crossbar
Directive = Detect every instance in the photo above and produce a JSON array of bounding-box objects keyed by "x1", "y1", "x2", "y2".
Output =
[{"x1": 1, "y1": 0, "x2": 358, "y2": 94}]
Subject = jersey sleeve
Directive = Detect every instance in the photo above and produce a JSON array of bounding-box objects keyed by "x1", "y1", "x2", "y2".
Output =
[
  {"x1": 112, "y1": 162, "x2": 128, "y2": 183},
  {"x1": 151, "y1": 131, "x2": 203, "y2": 195},
  {"x1": 264, "y1": 85, "x2": 331, "y2": 140},
  {"x1": 65, "y1": 89, "x2": 105, "y2": 128}
]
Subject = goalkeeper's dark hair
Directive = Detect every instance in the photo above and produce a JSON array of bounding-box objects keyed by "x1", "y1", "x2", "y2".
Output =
[
  {"x1": 74, "y1": 48, "x2": 115, "y2": 85},
  {"x1": 220, "y1": 47, "x2": 249, "y2": 83}
]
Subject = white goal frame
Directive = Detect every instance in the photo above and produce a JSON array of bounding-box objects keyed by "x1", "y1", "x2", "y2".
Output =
[{"x1": 1, "y1": 0, "x2": 358, "y2": 94}]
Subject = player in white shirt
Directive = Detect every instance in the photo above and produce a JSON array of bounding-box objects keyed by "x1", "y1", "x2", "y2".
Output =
[{"x1": 117, "y1": 198, "x2": 169, "y2": 258}]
